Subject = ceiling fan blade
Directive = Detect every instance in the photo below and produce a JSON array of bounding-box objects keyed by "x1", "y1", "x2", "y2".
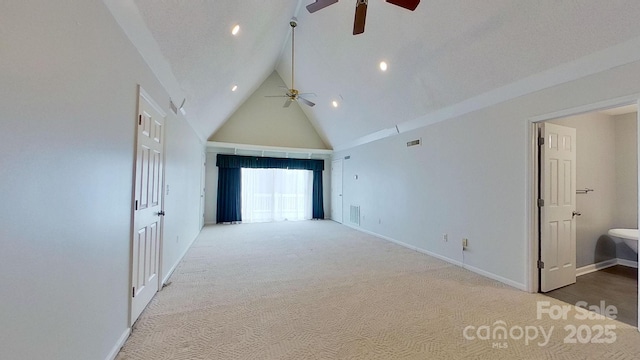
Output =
[
  {"x1": 306, "y1": 0, "x2": 339, "y2": 13},
  {"x1": 283, "y1": 99, "x2": 293, "y2": 108},
  {"x1": 385, "y1": 0, "x2": 420, "y2": 11},
  {"x1": 353, "y1": 0, "x2": 368, "y2": 35},
  {"x1": 298, "y1": 97, "x2": 316, "y2": 107}
]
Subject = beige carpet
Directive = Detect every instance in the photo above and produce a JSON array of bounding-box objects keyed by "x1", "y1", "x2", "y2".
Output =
[{"x1": 116, "y1": 221, "x2": 640, "y2": 359}]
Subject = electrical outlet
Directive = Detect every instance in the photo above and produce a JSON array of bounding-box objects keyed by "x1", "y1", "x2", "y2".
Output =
[
  {"x1": 443, "y1": 233, "x2": 448, "y2": 242},
  {"x1": 462, "y1": 238, "x2": 468, "y2": 250}
]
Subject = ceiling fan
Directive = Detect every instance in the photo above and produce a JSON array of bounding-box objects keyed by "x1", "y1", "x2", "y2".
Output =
[
  {"x1": 265, "y1": 18, "x2": 316, "y2": 108},
  {"x1": 306, "y1": 0, "x2": 420, "y2": 35}
]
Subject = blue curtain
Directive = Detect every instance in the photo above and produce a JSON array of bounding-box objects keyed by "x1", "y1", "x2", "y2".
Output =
[
  {"x1": 216, "y1": 154, "x2": 325, "y2": 221},
  {"x1": 216, "y1": 167, "x2": 242, "y2": 223},
  {"x1": 216, "y1": 154, "x2": 324, "y2": 171},
  {"x1": 312, "y1": 170, "x2": 324, "y2": 219}
]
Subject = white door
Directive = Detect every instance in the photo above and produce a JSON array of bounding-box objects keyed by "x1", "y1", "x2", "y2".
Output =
[
  {"x1": 540, "y1": 123, "x2": 577, "y2": 292},
  {"x1": 131, "y1": 90, "x2": 165, "y2": 324},
  {"x1": 331, "y1": 159, "x2": 343, "y2": 223}
]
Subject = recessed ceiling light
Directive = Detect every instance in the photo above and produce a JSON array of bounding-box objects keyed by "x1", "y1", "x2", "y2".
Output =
[
  {"x1": 332, "y1": 100, "x2": 339, "y2": 108},
  {"x1": 379, "y1": 61, "x2": 388, "y2": 72},
  {"x1": 232, "y1": 24, "x2": 240, "y2": 36},
  {"x1": 231, "y1": 85, "x2": 238, "y2": 92}
]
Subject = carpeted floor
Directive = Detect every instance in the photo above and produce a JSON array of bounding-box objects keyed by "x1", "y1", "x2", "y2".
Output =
[{"x1": 116, "y1": 221, "x2": 640, "y2": 359}]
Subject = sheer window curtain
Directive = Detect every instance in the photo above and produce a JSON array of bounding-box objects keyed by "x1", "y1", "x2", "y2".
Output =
[{"x1": 241, "y1": 168, "x2": 313, "y2": 223}]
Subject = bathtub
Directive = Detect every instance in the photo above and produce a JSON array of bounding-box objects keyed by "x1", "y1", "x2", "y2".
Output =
[{"x1": 608, "y1": 228, "x2": 638, "y2": 253}]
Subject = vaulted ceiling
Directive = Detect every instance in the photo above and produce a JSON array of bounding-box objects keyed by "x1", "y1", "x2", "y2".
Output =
[{"x1": 107, "y1": 0, "x2": 640, "y2": 149}]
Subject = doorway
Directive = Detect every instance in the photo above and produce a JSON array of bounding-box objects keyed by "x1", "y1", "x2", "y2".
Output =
[
  {"x1": 130, "y1": 87, "x2": 166, "y2": 325},
  {"x1": 531, "y1": 100, "x2": 639, "y2": 328}
]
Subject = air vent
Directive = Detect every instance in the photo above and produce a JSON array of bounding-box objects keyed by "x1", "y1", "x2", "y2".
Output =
[
  {"x1": 350, "y1": 205, "x2": 360, "y2": 225},
  {"x1": 406, "y1": 139, "x2": 421, "y2": 147},
  {"x1": 344, "y1": 155, "x2": 351, "y2": 160}
]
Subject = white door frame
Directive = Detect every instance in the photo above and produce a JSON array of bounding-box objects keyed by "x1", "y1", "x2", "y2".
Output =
[
  {"x1": 199, "y1": 151, "x2": 206, "y2": 229},
  {"x1": 129, "y1": 86, "x2": 167, "y2": 326},
  {"x1": 331, "y1": 158, "x2": 344, "y2": 223},
  {"x1": 526, "y1": 95, "x2": 640, "y2": 328}
]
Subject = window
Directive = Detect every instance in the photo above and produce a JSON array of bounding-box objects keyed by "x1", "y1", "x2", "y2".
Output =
[{"x1": 241, "y1": 168, "x2": 313, "y2": 223}]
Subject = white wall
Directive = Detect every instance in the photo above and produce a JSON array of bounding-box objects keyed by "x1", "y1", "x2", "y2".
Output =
[
  {"x1": 614, "y1": 112, "x2": 639, "y2": 228},
  {"x1": 334, "y1": 58, "x2": 640, "y2": 290},
  {"x1": 210, "y1": 71, "x2": 329, "y2": 149},
  {"x1": 0, "y1": 1, "x2": 203, "y2": 359},
  {"x1": 614, "y1": 112, "x2": 639, "y2": 261},
  {"x1": 550, "y1": 113, "x2": 617, "y2": 267},
  {"x1": 163, "y1": 116, "x2": 204, "y2": 281}
]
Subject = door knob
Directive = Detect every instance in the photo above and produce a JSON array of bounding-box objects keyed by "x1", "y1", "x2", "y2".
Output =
[
  {"x1": 572, "y1": 211, "x2": 581, "y2": 217},
  {"x1": 157, "y1": 211, "x2": 166, "y2": 216}
]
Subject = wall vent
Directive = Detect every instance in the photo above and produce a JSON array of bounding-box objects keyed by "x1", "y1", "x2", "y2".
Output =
[
  {"x1": 406, "y1": 138, "x2": 421, "y2": 147},
  {"x1": 350, "y1": 205, "x2": 360, "y2": 225},
  {"x1": 344, "y1": 155, "x2": 351, "y2": 160}
]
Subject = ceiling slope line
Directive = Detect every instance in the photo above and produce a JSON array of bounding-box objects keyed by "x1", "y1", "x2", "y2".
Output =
[
  {"x1": 102, "y1": 0, "x2": 205, "y2": 143},
  {"x1": 333, "y1": 34, "x2": 640, "y2": 152}
]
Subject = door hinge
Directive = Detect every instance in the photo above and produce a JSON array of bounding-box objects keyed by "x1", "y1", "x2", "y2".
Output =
[
  {"x1": 138, "y1": 115, "x2": 142, "y2": 125},
  {"x1": 537, "y1": 260, "x2": 545, "y2": 269},
  {"x1": 538, "y1": 136, "x2": 544, "y2": 146},
  {"x1": 135, "y1": 200, "x2": 138, "y2": 210},
  {"x1": 132, "y1": 287, "x2": 136, "y2": 297},
  {"x1": 537, "y1": 199, "x2": 544, "y2": 207}
]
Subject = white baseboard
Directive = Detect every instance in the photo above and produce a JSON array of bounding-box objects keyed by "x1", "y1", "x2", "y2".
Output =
[
  {"x1": 105, "y1": 328, "x2": 131, "y2": 360},
  {"x1": 343, "y1": 224, "x2": 527, "y2": 291},
  {"x1": 462, "y1": 263, "x2": 527, "y2": 291},
  {"x1": 617, "y1": 258, "x2": 639, "y2": 268},
  {"x1": 162, "y1": 234, "x2": 198, "y2": 285},
  {"x1": 577, "y1": 258, "x2": 639, "y2": 277},
  {"x1": 576, "y1": 259, "x2": 618, "y2": 276}
]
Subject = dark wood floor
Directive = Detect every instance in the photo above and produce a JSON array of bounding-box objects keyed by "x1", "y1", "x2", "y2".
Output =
[{"x1": 545, "y1": 265, "x2": 638, "y2": 326}]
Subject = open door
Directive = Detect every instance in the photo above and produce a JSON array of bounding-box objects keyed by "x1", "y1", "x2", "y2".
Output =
[
  {"x1": 131, "y1": 89, "x2": 165, "y2": 324},
  {"x1": 539, "y1": 122, "x2": 577, "y2": 292},
  {"x1": 331, "y1": 159, "x2": 343, "y2": 223}
]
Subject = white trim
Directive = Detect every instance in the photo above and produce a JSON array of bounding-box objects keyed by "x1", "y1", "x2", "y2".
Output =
[
  {"x1": 526, "y1": 121, "x2": 539, "y2": 293},
  {"x1": 462, "y1": 263, "x2": 527, "y2": 291},
  {"x1": 576, "y1": 258, "x2": 639, "y2": 277},
  {"x1": 343, "y1": 223, "x2": 526, "y2": 291},
  {"x1": 617, "y1": 258, "x2": 639, "y2": 268},
  {"x1": 139, "y1": 86, "x2": 167, "y2": 117},
  {"x1": 576, "y1": 259, "x2": 618, "y2": 277},
  {"x1": 105, "y1": 328, "x2": 131, "y2": 360},
  {"x1": 206, "y1": 141, "x2": 333, "y2": 158},
  {"x1": 162, "y1": 233, "x2": 199, "y2": 286},
  {"x1": 529, "y1": 96, "x2": 639, "y2": 123}
]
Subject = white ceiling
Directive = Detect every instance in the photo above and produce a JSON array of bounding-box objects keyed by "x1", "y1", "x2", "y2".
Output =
[{"x1": 112, "y1": 0, "x2": 640, "y2": 149}]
